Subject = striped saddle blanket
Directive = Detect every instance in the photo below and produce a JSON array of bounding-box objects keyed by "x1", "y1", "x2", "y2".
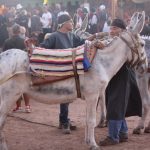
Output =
[{"x1": 29, "y1": 45, "x2": 85, "y2": 76}]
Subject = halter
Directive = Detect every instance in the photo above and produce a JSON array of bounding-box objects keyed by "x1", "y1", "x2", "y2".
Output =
[{"x1": 119, "y1": 31, "x2": 146, "y2": 69}]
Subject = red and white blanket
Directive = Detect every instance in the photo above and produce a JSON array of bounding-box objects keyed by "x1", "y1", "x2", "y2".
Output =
[{"x1": 30, "y1": 45, "x2": 85, "y2": 76}]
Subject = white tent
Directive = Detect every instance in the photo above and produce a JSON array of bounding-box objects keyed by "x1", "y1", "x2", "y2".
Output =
[{"x1": 132, "y1": 0, "x2": 150, "y2": 3}]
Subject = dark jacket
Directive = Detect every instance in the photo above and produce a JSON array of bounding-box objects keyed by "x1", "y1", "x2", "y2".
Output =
[
  {"x1": 3, "y1": 35, "x2": 26, "y2": 51},
  {"x1": 106, "y1": 64, "x2": 142, "y2": 120},
  {"x1": 31, "y1": 15, "x2": 42, "y2": 33}
]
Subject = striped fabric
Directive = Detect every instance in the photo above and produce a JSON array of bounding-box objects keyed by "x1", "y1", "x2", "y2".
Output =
[{"x1": 30, "y1": 45, "x2": 85, "y2": 76}]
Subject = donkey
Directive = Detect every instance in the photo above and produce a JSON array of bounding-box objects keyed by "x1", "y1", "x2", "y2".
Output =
[
  {"x1": 132, "y1": 37, "x2": 150, "y2": 134},
  {"x1": 97, "y1": 12, "x2": 150, "y2": 135},
  {"x1": 0, "y1": 12, "x2": 147, "y2": 150},
  {"x1": 75, "y1": 11, "x2": 150, "y2": 132}
]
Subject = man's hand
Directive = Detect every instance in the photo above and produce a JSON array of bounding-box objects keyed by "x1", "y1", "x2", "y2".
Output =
[{"x1": 92, "y1": 39, "x2": 105, "y2": 49}]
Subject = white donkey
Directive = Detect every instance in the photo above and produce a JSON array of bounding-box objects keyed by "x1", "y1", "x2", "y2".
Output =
[
  {"x1": 0, "y1": 12, "x2": 147, "y2": 150},
  {"x1": 132, "y1": 38, "x2": 150, "y2": 134},
  {"x1": 122, "y1": 12, "x2": 150, "y2": 135},
  {"x1": 96, "y1": 12, "x2": 150, "y2": 135}
]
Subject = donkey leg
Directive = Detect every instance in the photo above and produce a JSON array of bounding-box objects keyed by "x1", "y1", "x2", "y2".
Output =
[
  {"x1": 85, "y1": 93, "x2": 100, "y2": 150},
  {"x1": 0, "y1": 101, "x2": 10, "y2": 150},
  {"x1": 0, "y1": 86, "x2": 22, "y2": 150},
  {"x1": 133, "y1": 75, "x2": 150, "y2": 134},
  {"x1": 97, "y1": 96, "x2": 107, "y2": 128},
  {"x1": 144, "y1": 102, "x2": 150, "y2": 133},
  {"x1": 144, "y1": 120, "x2": 150, "y2": 133},
  {"x1": 133, "y1": 104, "x2": 149, "y2": 134}
]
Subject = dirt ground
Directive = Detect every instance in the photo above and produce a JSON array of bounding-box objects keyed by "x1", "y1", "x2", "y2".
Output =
[{"x1": 4, "y1": 100, "x2": 150, "y2": 150}]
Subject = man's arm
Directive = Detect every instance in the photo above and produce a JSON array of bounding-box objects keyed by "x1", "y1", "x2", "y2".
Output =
[{"x1": 86, "y1": 32, "x2": 109, "y2": 41}]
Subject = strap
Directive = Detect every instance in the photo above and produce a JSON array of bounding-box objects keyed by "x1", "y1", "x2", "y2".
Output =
[
  {"x1": 0, "y1": 71, "x2": 26, "y2": 85},
  {"x1": 72, "y1": 50, "x2": 81, "y2": 98}
]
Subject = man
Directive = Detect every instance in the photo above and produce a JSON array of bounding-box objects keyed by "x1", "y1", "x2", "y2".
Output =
[
  {"x1": 3, "y1": 24, "x2": 26, "y2": 51},
  {"x1": 41, "y1": 6, "x2": 52, "y2": 35},
  {"x1": 40, "y1": 14, "x2": 86, "y2": 134},
  {"x1": 3, "y1": 24, "x2": 31, "y2": 113},
  {"x1": 99, "y1": 19, "x2": 142, "y2": 146}
]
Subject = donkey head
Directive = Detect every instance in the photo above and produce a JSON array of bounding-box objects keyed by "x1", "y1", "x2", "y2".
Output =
[{"x1": 127, "y1": 11, "x2": 148, "y2": 73}]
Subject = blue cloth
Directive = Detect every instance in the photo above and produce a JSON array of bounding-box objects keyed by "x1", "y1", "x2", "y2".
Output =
[
  {"x1": 108, "y1": 120, "x2": 128, "y2": 142},
  {"x1": 83, "y1": 53, "x2": 91, "y2": 71},
  {"x1": 83, "y1": 45, "x2": 91, "y2": 71}
]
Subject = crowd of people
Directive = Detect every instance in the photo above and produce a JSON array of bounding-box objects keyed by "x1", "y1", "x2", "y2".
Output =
[{"x1": 0, "y1": 1, "x2": 149, "y2": 147}]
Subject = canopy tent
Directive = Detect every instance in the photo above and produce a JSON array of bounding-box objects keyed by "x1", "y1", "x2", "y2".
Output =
[{"x1": 132, "y1": 0, "x2": 150, "y2": 3}]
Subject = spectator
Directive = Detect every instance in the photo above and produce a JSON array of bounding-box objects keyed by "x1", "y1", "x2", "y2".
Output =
[
  {"x1": 30, "y1": 9, "x2": 42, "y2": 34},
  {"x1": 41, "y1": 6, "x2": 52, "y2": 35},
  {"x1": 3, "y1": 24, "x2": 31, "y2": 113},
  {"x1": 140, "y1": 15, "x2": 150, "y2": 36},
  {"x1": 88, "y1": 7, "x2": 98, "y2": 34},
  {"x1": 97, "y1": 4, "x2": 107, "y2": 32},
  {"x1": 3, "y1": 24, "x2": 26, "y2": 51}
]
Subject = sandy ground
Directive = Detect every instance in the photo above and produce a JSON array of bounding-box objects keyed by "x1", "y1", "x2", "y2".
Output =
[{"x1": 4, "y1": 100, "x2": 150, "y2": 150}]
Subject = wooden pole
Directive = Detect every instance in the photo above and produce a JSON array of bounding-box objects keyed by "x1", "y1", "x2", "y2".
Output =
[{"x1": 112, "y1": 0, "x2": 117, "y2": 19}]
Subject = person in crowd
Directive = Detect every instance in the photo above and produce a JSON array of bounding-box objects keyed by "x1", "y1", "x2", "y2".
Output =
[
  {"x1": 3, "y1": 24, "x2": 31, "y2": 113},
  {"x1": 41, "y1": 6, "x2": 52, "y2": 35},
  {"x1": 3, "y1": 24, "x2": 26, "y2": 51},
  {"x1": 74, "y1": 8, "x2": 83, "y2": 29},
  {"x1": 0, "y1": 9, "x2": 9, "y2": 50},
  {"x1": 88, "y1": 7, "x2": 98, "y2": 34},
  {"x1": 30, "y1": 9, "x2": 42, "y2": 35},
  {"x1": 97, "y1": 4, "x2": 107, "y2": 32},
  {"x1": 99, "y1": 19, "x2": 142, "y2": 146},
  {"x1": 15, "y1": 9, "x2": 29, "y2": 36},
  {"x1": 140, "y1": 15, "x2": 150, "y2": 36},
  {"x1": 57, "y1": 6, "x2": 69, "y2": 17}
]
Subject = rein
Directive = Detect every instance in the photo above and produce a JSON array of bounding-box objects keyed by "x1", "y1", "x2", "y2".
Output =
[{"x1": 120, "y1": 32, "x2": 142, "y2": 68}]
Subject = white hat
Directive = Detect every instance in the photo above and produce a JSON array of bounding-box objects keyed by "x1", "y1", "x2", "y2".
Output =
[
  {"x1": 99, "y1": 5, "x2": 106, "y2": 10},
  {"x1": 16, "y1": 4, "x2": 23, "y2": 10}
]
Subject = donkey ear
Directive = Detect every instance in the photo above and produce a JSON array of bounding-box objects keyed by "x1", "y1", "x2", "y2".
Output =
[
  {"x1": 128, "y1": 11, "x2": 145, "y2": 34},
  {"x1": 135, "y1": 11, "x2": 145, "y2": 33},
  {"x1": 80, "y1": 13, "x2": 88, "y2": 32},
  {"x1": 127, "y1": 12, "x2": 139, "y2": 31}
]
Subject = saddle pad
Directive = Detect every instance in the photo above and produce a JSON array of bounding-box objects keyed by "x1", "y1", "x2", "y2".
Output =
[{"x1": 30, "y1": 45, "x2": 85, "y2": 76}]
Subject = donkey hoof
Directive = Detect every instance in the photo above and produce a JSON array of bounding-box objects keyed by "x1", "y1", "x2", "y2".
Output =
[
  {"x1": 97, "y1": 121, "x2": 107, "y2": 128},
  {"x1": 133, "y1": 128, "x2": 142, "y2": 134},
  {"x1": 144, "y1": 127, "x2": 150, "y2": 133},
  {"x1": 97, "y1": 123, "x2": 106, "y2": 128},
  {"x1": 90, "y1": 146, "x2": 101, "y2": 150}
]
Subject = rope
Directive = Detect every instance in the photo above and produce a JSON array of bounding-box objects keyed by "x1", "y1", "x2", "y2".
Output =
[
  {"x1": 0, "y1": 71, "x2": 27, "y2": 85},
  {"x1": 8, "y1": 114, "x2": 57, "y2": 128}
]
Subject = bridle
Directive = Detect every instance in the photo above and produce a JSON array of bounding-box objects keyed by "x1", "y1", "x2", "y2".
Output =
[{"x1": 120, "y1": 31, "x2": 146, "y2": 69}]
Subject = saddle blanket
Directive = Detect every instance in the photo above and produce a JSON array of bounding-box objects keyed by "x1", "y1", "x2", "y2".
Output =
[{"x1": 30, "y1": 45, "x2": 89, "y2": 76}]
